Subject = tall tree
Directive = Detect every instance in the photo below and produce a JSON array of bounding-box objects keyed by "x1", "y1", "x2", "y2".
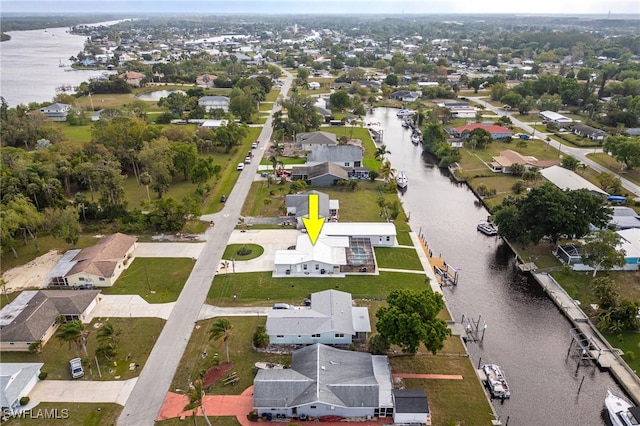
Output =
[
  {"x1": 183, "y1": 378, "x2": 213, "y2": 426},
  {"x1": 139, "y1": 137, "x2": 174, "y2": 198},
  {"x1": 581, "y1": 230, "x2": 626, "y2": 277},
  {"x1": 55, "y1": 320, "x2": 89, "y2": 357},
  {"x1": 209, "y1": 318, "x2": 233, "y2": 363},
  {"x1": 170, "y1": 142, "x2": 198, "y2": 181},
  {"x1": 376, "y1": 289, "x2": 451, "y2": 354}
]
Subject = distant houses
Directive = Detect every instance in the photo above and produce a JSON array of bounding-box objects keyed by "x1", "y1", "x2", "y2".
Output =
[
  {"x1": 453, "y1": 123, "x2": 512, "y2": 140},
  {"x1": 490, "y1": 150, "x2": 560, "y2": 173},
  {"x1": 38, "y1": 103, "x2": 70, "y2": 121},
  {"x1": 539, "y1": 110, "x2": 573, "y2": 125},
  {"x1": 197, "y1": 96, "x2": 230, "y2": 113}
]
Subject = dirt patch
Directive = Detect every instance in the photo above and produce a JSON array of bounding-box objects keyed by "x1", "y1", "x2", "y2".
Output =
[
  {"x1": 1, "y1": 250, "x2": 62, "y2": 293},
  {"x1": 203, "y1": 360, "x2": 235, "y2": 388}
]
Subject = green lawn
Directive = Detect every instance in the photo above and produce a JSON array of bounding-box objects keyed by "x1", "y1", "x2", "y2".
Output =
[
  {"x1": 241, "y1": 181, "x2": 287, "y2": 217},
  {"x1": 319, "y1": 126, "x2": 381, "y2": 170},
  {"x1": 3, "y1": 402, "x2": 122, "y2": 426},
  {"x1": 59, "y1": 123, "x2": 93, "y2": 143},
  {"x1": 1, "y1": 317, "x2": 165, "y2": 381},
  {"x1": 101, "y1": 258, "x2": 195, "y2": 303},
  {"x1": 222, "y1": 244, "x2": 264, "y2": 261},
  {"x1": 206, "y1": 271, "x2": 431, "y2": 306},
  {"x1": 588, "y1": 152, "x2": 640, "y2": 189},
  {"x1": 374, "y1": 247, "x2": 423, "y2": 270}
]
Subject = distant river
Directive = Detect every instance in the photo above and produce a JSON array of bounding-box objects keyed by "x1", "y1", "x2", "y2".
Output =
[{"x1": 0, "y1": 22, "x2": 121, "y2": 107}]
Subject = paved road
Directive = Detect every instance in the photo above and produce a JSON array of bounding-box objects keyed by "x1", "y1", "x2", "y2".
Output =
[
  {"x1": 470, "y1": 97, "x2": 640, "y2": 198},
  {"x1": 118, "y1": 68, "x2": 294, "y2": 425}
]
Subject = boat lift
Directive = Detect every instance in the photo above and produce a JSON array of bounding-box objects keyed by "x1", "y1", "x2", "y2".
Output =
[
  {"x1": 461, "y1": 313, "x2": 487, "y2": 343},
  {"x1": 566, "y1": 327, "x2": 600, "y2": 375}
]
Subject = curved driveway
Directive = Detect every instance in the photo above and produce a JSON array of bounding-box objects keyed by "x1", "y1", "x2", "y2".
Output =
[
  {"x1": 118, "y1": 69, "x2": 294, "y2": 425},
  {"x1": 470, "y1": 97, "x2": 640, "y2": 198}
]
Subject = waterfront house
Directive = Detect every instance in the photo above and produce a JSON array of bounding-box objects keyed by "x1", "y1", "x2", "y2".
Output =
[
  {"x1": 558, "y1": 228, "x2": 639, "y2": 272},
  {"x1": 290, "y1": 162, "x2": 349, "y2": 186},
  {"x1": 297, "y1": 132, "x2": 338, "y2": 151},
  {"x1": 490, "y1": 150, "x2": 560, "y2": 173},
  {"x1": 0, "y1": 290, "x2": 100, "y2": 352},
  {"x1": 392, "y1": 389, "x2": 431, "y2": 425},
  {"x1": 453, "y1": 123, "x2": 512, "y2": 140},
  {"x1": 253, "y1": 344, "x2": 394, "y2": 419},
  {"x1": 540, "y1": 166, "x2": 608, "y2": 197},
  {"x1": 307, "y1": 145, "x2": 363, "y2": 168},
  {"x1": 266, "y1": 289, "x2": 371, "y2": 345}
]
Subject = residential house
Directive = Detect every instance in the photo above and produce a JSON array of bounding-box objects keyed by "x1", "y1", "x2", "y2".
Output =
[
  {"x1": 323, "y1": 222, "x2": 396, "y2": 247},
  {"x1": 308, "y1": 82, "x2": 321, "y2": 90},
  {"x1": 47, "y1": 233, "x2": 137, "y2": 288},
  {"x1": 38, "y1": 103, "x2": 70, "y2": 122},
  {"x1": 490, "y1": 150, "x2": 560, "y2": 173},
  {"x1": 558, "y1": 228, "x2": 640, "y2": 272},
  {"x1": 330, "y1": 82, "x2": 352, "y2": 91},
  {"x1": 571, "y1": 124, "x2": 607, "y2": 141},
  {"x1": 438, "y1": 101, "x2": 476, "y2": 118},
  {"x1": 197, "y1": 96, "x2": 230, "y2": 113},
  {"x1": 390, "y1": 90, "x2": 421, "y2": 102},
  {"x1": 0, "y1": 290, "x2": 100, "y2": 351},
  {"x1": 286, "y1": 190, "x2": 339, "y2": 226},
  {"x1": 195, "y1": 74, "x2": 218, "y2": 87},
  {"x1": 307, "y1": 145, "x2": 363, "y2": 168},
  {"x1": 297, "y1": 132, "x2": 338, "y2": 151},
  {"x1": 453, "y1": 123, "x2": 512, "y2": 140},
  {"x1": 266, "y1": 289, "x2": 371, "y2": 345},
  {"x1": 1, "y1": 363, "x2": 44, "y2": 415},
  {"x1": 253, "y1": 344, "x2": 394, "y2": 418},
  {"x1": 392, "y1": 389, "x2": 431, "y2": 425},
  {"x1": 539, "y1": 110, "x2": 572, "y2": 125},
  {"x1": 290, "y1": 162, "x2": 349, "y2": 186},
  {"x1": 607, "y1": 206, "x2": 640, "y2": 230},
  {"x1": 119, "y1": 71, "x2": 146, "y2": 87},
  {"x1": 199, "y1": 119, "x2": 228, "y2": 129},
  {"x1": 540, "y1": 166, "x2": 608, "y2": 197}
]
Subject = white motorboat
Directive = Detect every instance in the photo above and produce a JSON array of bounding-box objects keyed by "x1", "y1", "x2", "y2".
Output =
[
  {"x1": 605, "y1": 389, "x2": 640, "y2": 426},
  {"x1": 396, "y1": 107, "x2": 416, "y2": 117},
  {"x1": 396, "y1": 171, "x2": 408, "y2": 189},
  {"x1": 482, "y1": 364, "x2": 510, "y2": 399},
  {"x1": 477, "y1": 221, "x2": 498, "y2": 236},
  {"x1": 411, "y1": 131, "x2": 422, "y2": 145}
]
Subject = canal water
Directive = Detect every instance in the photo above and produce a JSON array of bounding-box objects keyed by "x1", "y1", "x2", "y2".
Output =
[{"x1": 368, "y1": 107, "x2": 622, "y2": 425}]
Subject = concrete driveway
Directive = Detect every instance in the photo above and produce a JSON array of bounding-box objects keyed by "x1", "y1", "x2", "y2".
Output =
[
  {"x1": 133, "y1": 242, "x2": 206, "y2": 259},
  {"x1": 85, "y1": 295, "x2": 175, "y2": 321},
  {"x1": 219, "y1": 229, "x2": 300, "y2": 273},
  {"x1": 29, "y1": 378, "x2": 137, "y2": 406}
]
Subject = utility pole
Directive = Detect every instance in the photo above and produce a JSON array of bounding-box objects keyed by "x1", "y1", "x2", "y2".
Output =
[{"x1": 145, "y1": 265, "x2": 151, "y2": 293}]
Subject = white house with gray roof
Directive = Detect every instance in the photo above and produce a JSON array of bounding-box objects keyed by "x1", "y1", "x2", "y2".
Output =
[
  {"x1": 306, "y1": 145, "x2": 364, "y2": 168},
  {"x1": 297, "y1": 132, "x2": 338, "y2": 151},
  {"x1": 1, "y1": 363, "x2": 44, "y2": 415},
  {"x1": 253, "y1": 344, "x2": 393, "y2": 418},
  {"x1": 266, "y1": 289, "x2": 370, "y2": 345},
  {"x1": 286, "y1": 190, "x2": 339, "y2": 227},
  {"x1": 197, "y1": 96, "x2": 230, "y2": 112}
]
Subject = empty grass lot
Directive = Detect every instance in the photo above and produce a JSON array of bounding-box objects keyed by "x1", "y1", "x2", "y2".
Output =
[
  {"x1": 100, "y1": 258, "x2": 195, "y2": 303},
  {"x1": 374, "y1": 247, "x2": 424, "y2": 271},
  {"x1": 0, "y1": 317, "x2": 165, "y2": 381},
  {"x1": 206, "y1": 271, "x2": 431, "y2": 306},
  {"x1": 2, "y1": 403, "x2": 122, "y2": 426}
]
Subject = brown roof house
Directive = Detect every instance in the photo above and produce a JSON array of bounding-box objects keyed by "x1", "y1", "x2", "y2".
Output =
[
  {"x1": 490, "y1": 149, "x2": 560, "y2": 174},
  {"x1": 0, "y1": 290, "x2": 100, "y2": 351},
  {"x1": 119, "y1": 71, "x2": 147, "y2": 87},
  {"x1": 47, "y1": 233, "x2": 136, "y2": 288}
]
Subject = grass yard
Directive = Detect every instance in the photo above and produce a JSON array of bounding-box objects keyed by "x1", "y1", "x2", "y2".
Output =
[
  {"x1": 374, "y1": 247, "x2": 423, "y2": 271},
  {"x1": 206, "y1": 271, "x2": 431, "y2": 306},
  {"x1": 59, "y1": 123, "x2": 93, "y2": 143},
  {"x1": 222, "y1": 244, "x2": 264, "y2": 261},
  {"x1": 241, "y1": 181, "x2": 287, "y2": 217},
  {"x1": 588, "y1": 153, "x2": 640, "y2": 189},
  {"x1": 100, "y1": 258, "x2": 195, "y2": 303},
  {"x1": 0, "y1": 317, "x2": 165, "y2": 381},
  {"x1": 3, "y1": 402, "x2": 122, "y2": 426},
  {"x1": 602, "y1": 329, "x2": 640, "y2": 375},
  {"x1": 170, "y1": 316, "x2": 291, "y2": 394},
  {"x1": 390, "y1": 343, "x2": 495, "y2": 426}
]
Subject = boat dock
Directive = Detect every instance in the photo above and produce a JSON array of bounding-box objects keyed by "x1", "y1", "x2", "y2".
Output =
[{"x1": 533, "y1": 271, "x2": 640, "y2": 405}]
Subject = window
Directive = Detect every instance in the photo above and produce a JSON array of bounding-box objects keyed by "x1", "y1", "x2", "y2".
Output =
[
  {"x1": 312, "y1": 334, "x2": 320, "y2": 338},
  {"x1": 99, "y1": 277, "x2": 105, "y2": 281},
  {"x1": 335, "y1": 333, "x2": 344, "y2": 338},
  {"x1": 298, "y1": 335, "x2": 302, "y2": 339},
  {"x1": 344, "y1": 162, "x2": 350, "y2": 167},
  {"x1": 79, "y1": 277, "x2": 85, "y2": 281},
  {"x1": 315, "y1": 264, "x2": 319, "y2": 270},
  {"x1": 310, "y1": 406, "x2": 317, "y2": 409},
  {"x1": 276, "y1": 335, "x2": 284, "y2": 338},
  {"x1": 386, "y1": 236, "x2": 390, "y2": 242},
  {"x1": 303, "y1": 264, "x2": 307, "y2": 270}
]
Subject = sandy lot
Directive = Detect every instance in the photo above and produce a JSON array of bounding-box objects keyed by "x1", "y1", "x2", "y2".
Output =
[{"x1": 1, "y1": 250, "x2": 62, "y2": 293}]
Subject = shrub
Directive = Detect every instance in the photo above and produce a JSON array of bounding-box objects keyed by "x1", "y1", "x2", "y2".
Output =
[
  {"x1": 19, "y1": 397, "x2": 29, "y2": 406},
  {"x1": 247, "y1": 411, "x2": 259, "y2": 422},
  {"x1": 38, "y1": 372, "x2": 48, "y2": 380}
]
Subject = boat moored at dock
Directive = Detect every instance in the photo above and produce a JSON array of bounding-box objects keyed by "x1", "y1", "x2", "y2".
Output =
[
  {"x1": 481, "y1": 364, "x2": 511, "y2": 399},
  {"x1": 477, "y1": 221, "x2": 498, "y2": 236},
  {"x1": 396, "y1": 171, "x2": 408, "y2": 189},
  {"x1": 606, "y1": 389, "x2": 640, "y2": 426}
]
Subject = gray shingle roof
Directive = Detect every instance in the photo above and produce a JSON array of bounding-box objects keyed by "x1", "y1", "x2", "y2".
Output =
[
  {"x1": 393, "y1": 389, "x2": 430, "y2": 413},
  {"x1": 0, "y1": 363, "x2": 43, "y2": 409}
]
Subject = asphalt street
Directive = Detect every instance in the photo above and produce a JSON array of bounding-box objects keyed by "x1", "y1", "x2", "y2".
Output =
[{"x1": 117, "y1": 68, "x2": 294, "y2": 425}]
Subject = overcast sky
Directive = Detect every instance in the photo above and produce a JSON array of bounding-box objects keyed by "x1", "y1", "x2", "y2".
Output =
[{"x1": 2, "y1": 0, "x2": 639, "y2": 15}]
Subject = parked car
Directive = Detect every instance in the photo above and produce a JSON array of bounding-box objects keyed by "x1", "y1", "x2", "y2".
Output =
[
  {"x1": 244, "y1": 156, "x2": 252, "y2": 164},
  {"x1": 69, "y1": 358, "x2": 84, "y2": 379},
  {"x1": 251, "y1": 141, "x2": 259, "y2": 149},
  {"x1": 220, "y1": 194, "x2": 226, "y2": 203},
  {"x1": 237, "y1": 163, "x2": 244, "y2": 171}
]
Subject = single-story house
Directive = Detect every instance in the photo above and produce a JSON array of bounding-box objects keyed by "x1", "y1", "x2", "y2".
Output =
[
  {"x1": 1, "y1": 363, "x2": 44, "y2": 415},
  {"x1": 297, "y1": 132, "x2": 338, "y2": 151},
  {"x1": 200, "y1": 119, "x2": 229, "y2": 129},
  {"x1": 197, "y1": 96, "x2": 230, "y2": 112},
  {"x1": 571, "y1": 124, "x2": 607, "y2": 141},
  {"x1": 323, "y1": 222, "x2": 397, "y2": 247},
  {"x1": 539, "y1": 110, "x2": 572, "y2": 125},
  {"x1": 286, "y1": 190, "x2": 339, "y2": 226},
  {"x1": 308, "y1": 82, "x2": 321, "y2": 90},
  {"x1": 490, "y1": 150, "x2": 560, "y2": 173},
  {"x1": 392, "y1": 389, "x2": 431, "y2": 425},
  {"x1": 453, "y1": 123, "x2": 512, "y2": 140},
  {"x1": 47, "y1": 233, "x2": 137, "y2": 288},
  {"x1": 307, "y1": 145, "x2": 363, "y2": 168},
  {"x1": 558, "y1": 228, "x2": 640, "y2": 272},
  {"x1": 390, "y1": 90, "x2": 421, "y2": 102},
  {"x1": 607, "y1": 206, "x2": 640, "y2": 230},
  {"x1": 290, "y1": 162, "x2": 350, "y2": 186},
  {"x1": 539, "y1": 166, "x2": 608, "y2": 197},
  {"x1": 38, "y1": 103, "x2": 70, "y2": 121},
  {"x1": 195, "y1": 74, "x2": 217, "y2": 87},
  {"x1": 0, "y1": 290, "x2": 100, "y2": 351},
  {"x1": 253, "y1": 344, "x2": 394, "y2": 419},
  {"x1": 119, "y1": 71, "x2": 146, "y2": 87},
  {"x1": 439, "y1": 101, "x2": 476, "y2": 119},
  {"x1": 266, "y1": 289, "x2": 371, "y2": 345}
]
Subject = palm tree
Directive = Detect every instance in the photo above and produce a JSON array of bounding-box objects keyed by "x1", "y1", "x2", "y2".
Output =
[
  {"x1": 55, "y1": 320, "x2": 89, "y2": 357},
  {"x1": 97, "y1": 322, "x2": 120, "y2": 345},
  {"x1": 209, "y1": 318, "x2": 233, "y2": 363},
  {"x1": 139, "y1": 172, "x2": 152, "y2": 202},
  {"x1": 95, "y1": 342, "x2": 118, "y2": 361},
  {"x1": 378, "y1": 160, "x2": 396, "y2": 183},
  {"x1": 374, "y1": 144, "x2": 391, "y2": 161},
  {"x1": 184, "y1": 378, "x2": 212, "y2": 426}
]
